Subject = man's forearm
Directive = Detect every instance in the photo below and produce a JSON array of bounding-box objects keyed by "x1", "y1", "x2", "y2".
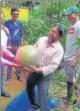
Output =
[
  {"x1": 37, "y1": 67, "x2": 43, "y2": 73},
  {"x1": 74, "y1": 52, "x2": 80, "y2": 60}
]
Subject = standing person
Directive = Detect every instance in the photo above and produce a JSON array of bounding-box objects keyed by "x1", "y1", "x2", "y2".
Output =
[
  {"x1": 0, "y1": 12, "x2": 11, "y2": 97},
  {"x1": 4, "y1": 7, "x2": 24, "y2": 84},
  {"x1": 63, "y1": 6, "x2": 80, "y2": 104},
  {"x1": 25, "y1": 25, "x2": 65, "y2": 111}
]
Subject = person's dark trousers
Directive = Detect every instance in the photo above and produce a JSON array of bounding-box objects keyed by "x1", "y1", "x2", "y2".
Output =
[
  {"x1": 7, "y1": 45, "x2": 21, "y2": 81},
  {"x1": 67, "y1": 82, "x2": 74, "y2": 103},
  {"x1": 26, "y1": 72, "x2": 44, "y2": 106}
]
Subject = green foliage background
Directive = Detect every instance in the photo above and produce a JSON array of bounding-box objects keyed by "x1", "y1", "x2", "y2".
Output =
[
  {"x1": 1, "y1": 1, "x2": 80, "y2": 110},
  {"x1": 23, "y1": 0, "x2": 79, "y2": 47}
]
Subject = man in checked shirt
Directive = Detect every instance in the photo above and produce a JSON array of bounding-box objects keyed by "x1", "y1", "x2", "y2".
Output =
[{"x1": 25, "y1": 25, "x2": 65, "y2": 111}]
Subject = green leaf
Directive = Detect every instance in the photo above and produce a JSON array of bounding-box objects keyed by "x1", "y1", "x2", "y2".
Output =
[{"x1": 73, "y1": 40, "x2": 80, "y2": 46}]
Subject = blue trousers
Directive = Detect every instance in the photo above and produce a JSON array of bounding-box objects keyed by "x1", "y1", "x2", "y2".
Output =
[
  {"x1": 27, "y1": 73, "x2": 52, "y2": 111},
  {"x1": 38, "y1": 75, "x2": 52, "y2": 111}
]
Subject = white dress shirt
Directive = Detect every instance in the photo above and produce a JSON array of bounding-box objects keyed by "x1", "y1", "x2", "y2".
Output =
[{"x1": 35, "y1": 36, "x2": 64, "y2": 76}]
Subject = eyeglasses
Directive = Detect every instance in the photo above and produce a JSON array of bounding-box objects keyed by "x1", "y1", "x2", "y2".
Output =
[{"x1": 12, "y1": 13, "x2": 19, "y2": 16}]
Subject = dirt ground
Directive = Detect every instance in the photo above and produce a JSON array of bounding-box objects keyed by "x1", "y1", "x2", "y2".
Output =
[
  {"x1": 1, "y1": 68, "x2": 80, "y2": 111},
  {"x1": 1, "y1": 69, "x2": 27, "y2": 111}
]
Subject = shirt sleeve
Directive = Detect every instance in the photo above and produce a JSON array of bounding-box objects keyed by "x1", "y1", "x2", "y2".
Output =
[
  {"x1": 2, "y1": 48, "x2": 15, "y2": 60},
  {"x1": 42, "y1": 49, "x2": 64, "y2": 76},
  {"x1": 2, "y1": 25, "x2": 11, "y2": 46},
  {"x1": 1, "y1": 57, "x2": 13, "y2": 66}
]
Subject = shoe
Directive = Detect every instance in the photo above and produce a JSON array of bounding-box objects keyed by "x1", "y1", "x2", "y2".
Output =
[
  {"x1": 32, "y1": 103, "x2": 40, "y2": 110},
  {"x1": 1, "y1": 91, "x2": 11, "y2": 98},
  {"x1": 61, "y1": 96, "x2": 67, "y2": 102}
]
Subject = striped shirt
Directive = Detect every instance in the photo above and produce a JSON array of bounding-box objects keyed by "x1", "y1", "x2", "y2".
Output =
[{"x1": 35, "y1": 36, "x2": 64, "y2": 76}]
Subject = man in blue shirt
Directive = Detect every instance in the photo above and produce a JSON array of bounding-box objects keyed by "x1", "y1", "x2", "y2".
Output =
[{"x1": 4, "y1": 7, "x2": 24, "y2": 84}]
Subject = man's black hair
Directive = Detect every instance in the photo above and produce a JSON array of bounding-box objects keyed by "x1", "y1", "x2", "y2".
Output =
[
  {"x1": 11, "y1": 7, "x2": 19, "y2": 13},
  {"x1": 58, "y1": 24, "x2": 67, "y2": 36}
]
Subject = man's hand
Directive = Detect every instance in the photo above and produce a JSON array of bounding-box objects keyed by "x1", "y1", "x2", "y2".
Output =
[
  {"x1": 12, "y1": 63, "x2": 21, "y2": 68},
  {"x1": 70, "y1": 58, "x2": 77, "y2": 68},
  {"x1": 23, "y1": 65, "x2": 42, "y2": 73},
  {"x1": 70, "y1": 52, "x2": 80, "y2": 68}
]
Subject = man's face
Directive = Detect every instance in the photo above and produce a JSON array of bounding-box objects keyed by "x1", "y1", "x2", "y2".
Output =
[
  {"x1": 67, "y1": 13, "x2": 77, "y2": 23},
  {"x1": 48, "y1": 27, "x2": 59, "y2": 44},
  {"x1": 11, "y1": 11, "x2": 19, "y2": 21}
]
